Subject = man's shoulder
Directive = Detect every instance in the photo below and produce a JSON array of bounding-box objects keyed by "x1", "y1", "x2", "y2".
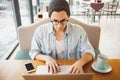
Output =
[
  {"x1": 37, "y1": 22, "x2": 52, "y2": 29},
  {"x1": 35, "y1": 23, "x2": 51, "y2": 31},
  {"x1": 34, "y1": 22, "x2": 52, "y2": 34},
  {"x1": 68, "y1": 22, "x2": 85, "y2": 31}
]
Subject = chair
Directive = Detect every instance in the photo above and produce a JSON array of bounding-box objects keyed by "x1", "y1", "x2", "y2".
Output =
[
  {"x1": 104, "y1": 1, "x2": 119, "y2": 19},
  {"x1": 14, "y1": 17, "x2": 101, "y2": 60},
  {"x1": 73, "y1": 1, "x2": 89, "y2": 16},
  {"x1": 80, "y1": 0, "x2": 90, "y2": 16},
  {"x1": 90, "y1": 2, "x2": 104, "y2": 23}
]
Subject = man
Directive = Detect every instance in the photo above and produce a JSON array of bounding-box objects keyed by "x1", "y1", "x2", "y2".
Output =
[{"x1": 29, "y1": 0, "x2": 95, "y2": 74}]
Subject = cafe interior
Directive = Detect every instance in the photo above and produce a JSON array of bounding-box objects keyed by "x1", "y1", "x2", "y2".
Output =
[
  {"x1": 0, "y1": 0, "x2": 119, "y2": 60},
  {"x1": 0, "y1": 0, "x2": 120, "y2": 80}
]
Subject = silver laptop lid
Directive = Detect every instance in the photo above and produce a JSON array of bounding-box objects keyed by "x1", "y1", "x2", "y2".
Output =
[{"x1": 22, "y1": 73, "x2": 94, "y2": 80}]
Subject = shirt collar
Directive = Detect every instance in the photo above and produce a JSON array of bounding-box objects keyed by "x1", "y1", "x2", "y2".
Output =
[
  {"x1": 48, "y1": 22, "x2": 70, "y2": 35},
  {"x1": 48, "y1": 23, "x2": 54, "y2": 34}
]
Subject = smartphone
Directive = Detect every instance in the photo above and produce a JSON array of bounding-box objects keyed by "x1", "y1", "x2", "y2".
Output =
[{"x1": 24, "y1": 63, "x2": 35, "y2": 73}]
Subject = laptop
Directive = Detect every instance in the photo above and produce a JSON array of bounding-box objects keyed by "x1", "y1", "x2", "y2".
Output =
[{"x1": 22, "y1": 65, "x2": 94, "y2": 80}]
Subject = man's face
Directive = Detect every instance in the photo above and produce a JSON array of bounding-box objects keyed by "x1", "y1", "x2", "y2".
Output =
[{"x1": 50, "y1": 11, "x2": 69, "y2": 32}]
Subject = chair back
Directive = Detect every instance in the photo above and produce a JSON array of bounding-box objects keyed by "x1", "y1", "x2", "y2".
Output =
[
  {"x1": 90, "y1": 3, "x2": 104, "y2": 12},
  {"x1": 105, "y1": 1, "x2": 119, "y2": 12},
  {"x1": 18, "y1": 18, "x2": 101, "y2": 50}
]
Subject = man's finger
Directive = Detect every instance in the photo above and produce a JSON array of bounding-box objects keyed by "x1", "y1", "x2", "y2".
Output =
[
  {"x1": 49, "y1": 64, "x2": 53, "y2": 73},
  {"x1": 71, "y1": 67, "x2": 77, "y2": 73},
  {"x1": 55, "y1": 63, "x2": 60, "y2": 72},
  {"x1": 47, "y1": 64, "x2": 50, "y2": 72},
  {"x1": 67, "y1": 66, "x2": 74, "y2": 74},
  {"x1": 75, "y1": 69, "x2": 80, "y2": 73},
  {"x1": 52, "y1": 64, "x2": 57, "y2": 74}
]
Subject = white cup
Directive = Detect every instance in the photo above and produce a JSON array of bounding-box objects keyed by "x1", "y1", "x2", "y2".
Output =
[{"x1": 96, "y1": 54, "x2": 108, "y2": 70}]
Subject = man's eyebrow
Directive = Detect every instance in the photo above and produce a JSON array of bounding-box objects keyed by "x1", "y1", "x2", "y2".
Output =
[{"x1": 52, "y1": 18, "x2": 68, "y2": 21}]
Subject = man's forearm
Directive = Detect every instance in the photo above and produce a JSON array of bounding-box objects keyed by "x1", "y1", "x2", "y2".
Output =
[
  {"x1": 78, "y1": 52, "x2": 93, "y2": 67},
  {"x1": 35, "y1": 53, "x2": 49, "y2": 61}
]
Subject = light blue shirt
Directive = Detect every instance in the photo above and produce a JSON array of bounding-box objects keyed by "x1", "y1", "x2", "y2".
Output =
[{"x1": 29, "y1": 22, "x2": 95, "y2": 60}]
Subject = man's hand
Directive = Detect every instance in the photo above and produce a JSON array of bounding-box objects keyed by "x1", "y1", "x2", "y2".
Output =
[
  {"x1": 67, "y1": 53, "x2": 93, "y2": 74},
  {"x1": 45, "y1": 56, "x2": 61, "y2": 74},
  {"x1": 67, "y1": 60, "x2": 84, "y2": 74}
]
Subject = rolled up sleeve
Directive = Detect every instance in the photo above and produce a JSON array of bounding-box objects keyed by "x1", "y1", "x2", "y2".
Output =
[
  {"x1": 29, "y1": 28, "x2": 42, "y2": 59},
  {"x1": 80, "y1": 28, "x2": 95, "y2": 58}
]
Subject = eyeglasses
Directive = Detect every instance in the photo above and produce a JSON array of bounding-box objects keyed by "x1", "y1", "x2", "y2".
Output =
[{"x1": 51, "y1": 19, "x2": 68, "y2": 25}]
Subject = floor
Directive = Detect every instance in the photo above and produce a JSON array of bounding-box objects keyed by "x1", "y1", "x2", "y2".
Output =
[
  {"x1": 72, "y1": 15, "x2": 120, "y2": 59},
  {"x1": 99, "y1": 17, "x2": 120, "y2": 59},
  {"x1": 10, "y1": 15, "x2": 120, "y2": 59}
]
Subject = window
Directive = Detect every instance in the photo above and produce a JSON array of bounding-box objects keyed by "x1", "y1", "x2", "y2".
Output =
[
  {"x1": 0, "y1": 0, "x2": 17, "y2": 59},
  {"x1": 0, "y1": 0, "x2": 33, "y2": 59},
  {"x1": 19, "y1": 0, "x2": 31, "y2": 25}
]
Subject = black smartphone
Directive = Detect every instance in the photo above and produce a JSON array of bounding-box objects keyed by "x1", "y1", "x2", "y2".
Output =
[{"x1": 25, "y1": 63, "x2": 35, "y2": 73}]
